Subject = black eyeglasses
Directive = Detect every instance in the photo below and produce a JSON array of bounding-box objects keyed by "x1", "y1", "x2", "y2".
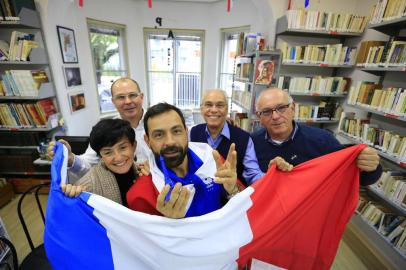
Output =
[{"x1": 257, "y1": 103, "x2": 291, "y2": 117}]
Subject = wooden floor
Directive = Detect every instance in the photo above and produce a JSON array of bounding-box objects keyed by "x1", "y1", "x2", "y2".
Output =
[{"x1": 0, "y1": 194, "x2": 368, "y2": 269}]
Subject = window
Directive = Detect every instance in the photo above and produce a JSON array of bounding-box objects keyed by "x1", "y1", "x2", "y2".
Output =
[
  {"x1": 218, "y1": 26, "x2": 250, "y2": 102},
  {"x1": 144, "y1": 28, "x2": 204, "y2": 108},
  {"x1": 87, "y1": 19, "x2": 129, "y2": 115}
]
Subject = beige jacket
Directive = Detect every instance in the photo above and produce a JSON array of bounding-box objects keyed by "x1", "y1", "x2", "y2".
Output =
[{"x1": 77, "y1": 161, "x2": 138, "y2": 204}]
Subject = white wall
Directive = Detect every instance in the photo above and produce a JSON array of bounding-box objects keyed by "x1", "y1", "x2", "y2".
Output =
[
  {"x1": 36, "y1": 0, "x2": 376, "y2": 136},
  {"x1": 36, "y1": 0, "x2": 271, "y2": 135}
]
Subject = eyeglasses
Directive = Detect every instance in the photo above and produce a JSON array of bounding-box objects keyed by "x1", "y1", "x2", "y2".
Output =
[
  {"x1": 113, "y1": 92, "x2": 141, "y2": 102},
  {"x1": 257, "y1": 103, "x2": 291, "y2": 117},
  {"x1": 202, "y1": 102, "x2": 227, "y2": 110}
]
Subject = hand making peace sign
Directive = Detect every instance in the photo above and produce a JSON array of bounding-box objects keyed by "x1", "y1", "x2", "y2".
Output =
[{"x1": 212, "y1": 143, "x2": 239, "y2": 196}]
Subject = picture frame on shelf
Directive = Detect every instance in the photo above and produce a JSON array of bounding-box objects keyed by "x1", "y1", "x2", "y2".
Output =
[
  {"x1": 63, "y1": 66, "x2": 82, "y2": 88},
  {"x1": 254, "y1": 59, "x2": 274, "y2": 85},
  {"x1": 68, "y1": 91, "x2": 86, "y2": 113},
  {"x1": 57, "y1": 26, "x2": 78, "y2": 64}
]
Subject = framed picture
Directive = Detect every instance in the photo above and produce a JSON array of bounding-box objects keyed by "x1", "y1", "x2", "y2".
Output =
[
  {"x1": 254, "y1": 59, "x2": 274, "y2": 85},
  {"x1": 68, "y1": 91, "x2": 86, "y2": 113},
  {"x1": 63, "y1": 66, "x2": 82, "y2": 87},
  {"x1": 57, "y1": 26, "x2": 78, "y2": 63}
]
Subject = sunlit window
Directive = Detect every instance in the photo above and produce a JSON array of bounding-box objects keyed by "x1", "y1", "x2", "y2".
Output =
[
  {"x1": 145, "y1": 28, "x2": 204, "y2": 109},
  {"x1": 87, "y1": 19, "x2": 129, "y2": 114}
]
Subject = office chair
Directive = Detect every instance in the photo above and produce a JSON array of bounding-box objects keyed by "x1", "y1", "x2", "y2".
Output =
[
  {"x1": 0, "y1": 236, "x2": 18, "y2": 270},
  {"x1": 17, "y1": 183, "x2": 52, "y2": 270}
]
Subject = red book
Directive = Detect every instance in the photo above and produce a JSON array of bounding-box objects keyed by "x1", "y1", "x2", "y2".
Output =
[{"x1": 37, "y1": 99, "x2": 57, "y2": 120}]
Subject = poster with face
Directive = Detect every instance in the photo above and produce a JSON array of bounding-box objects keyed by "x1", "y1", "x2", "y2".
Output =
[{"x1": 254, "y1": 60, "x2": 274, "y2": 85}]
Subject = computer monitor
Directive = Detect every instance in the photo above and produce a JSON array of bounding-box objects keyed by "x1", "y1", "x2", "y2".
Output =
[{"x1": 55, "y1": 136, "x2": 89, "y2": 155}]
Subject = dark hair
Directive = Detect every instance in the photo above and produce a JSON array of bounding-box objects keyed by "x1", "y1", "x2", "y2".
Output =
[
  {"x1": 110, "y1": 77, "x2": 141, "y2": 96},
  {"x1": 144, "y1": 103, "x2": 186, "y2": 136},
  {"x1": 89, "y1": 119, "x2": 135, "y2": 156}
]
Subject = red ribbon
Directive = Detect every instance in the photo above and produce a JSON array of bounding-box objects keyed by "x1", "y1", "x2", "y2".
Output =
[
  {"x1": 148, "y1": 0, "x2": 152, "y2": 8},
  {"x1": 79, "y1": 0, "x2": 83, "y2": 7},
  {"x1": 227, "y1": 0, "x2": 231, "y2": 12}
]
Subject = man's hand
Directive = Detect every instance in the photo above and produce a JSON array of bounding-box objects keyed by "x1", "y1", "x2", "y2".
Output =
[
  {"x1": 156, "y1": 183, "x2": 190, "y2": 219},
  {"x1": 268, "y1": 156, "x2": 293, "y2": 171},
  {"x1": 212, "y1": 143, "x2": 238, "y2": 195},
  {"x1": 61, "y1": 184, "x2": 85, "y2": 197},
  {"x1": 136, "y1": 160, "x2": 150, "y2": 176},
  {"x1": 47, "y1": 139, "x2": 75, "y2": 166},
  {"x1": 357, "y1": 147, "x2": 380, "y2": 172}
]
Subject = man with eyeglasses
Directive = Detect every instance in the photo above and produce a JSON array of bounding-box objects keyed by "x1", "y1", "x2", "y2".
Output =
[
  {"x1": 190, "y1": 89, "x2": 269, "y2": 186},
  {"x1": 48, "y1": 77, "x2": 150, "y2": 181},
  {"x1": 252, "y1": 88, "x2": 382, "y2": 185}
]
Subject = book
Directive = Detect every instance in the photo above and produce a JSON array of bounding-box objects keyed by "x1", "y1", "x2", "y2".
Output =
[
  {"x1": 37, "y1": 99, "x2": 57, "y2": 121},
  {"x1": 31, "y1": 70, "x2": 49, "y2": 89},
  {"x1": 254, "y1": 59, "x2": 274, "y2": 85}
]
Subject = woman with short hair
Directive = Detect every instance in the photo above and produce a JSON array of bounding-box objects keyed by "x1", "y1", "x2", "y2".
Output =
[{"x1": 62, "y1": 119, "x2": 141, "y2": 206}]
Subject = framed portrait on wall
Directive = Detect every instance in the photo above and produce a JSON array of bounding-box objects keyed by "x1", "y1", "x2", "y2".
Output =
[
  {"x1": 57, "y1": 26, "x2": 78, "y2": 63},
  {"x1": 68, "y1": 91, "x2": 86, "y2": 113},
  {"x1": 63, "y1": 66, "x2": 82, "y2": 88}
]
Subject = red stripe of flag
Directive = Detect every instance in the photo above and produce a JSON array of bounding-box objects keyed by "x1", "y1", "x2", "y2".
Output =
[
  {"x1": 227, "y1": 0, "x2": 231, "y2": 12},
  {"x1": 148, "y1": 0, "x2": 152, "y2": 8},
  {"x1": 79, "y1": 0, "x2": 84, "y2": 7}
]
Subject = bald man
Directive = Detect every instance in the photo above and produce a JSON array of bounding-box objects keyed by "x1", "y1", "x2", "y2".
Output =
[
  {"x1": 48, "y1": 77, "x2": 150, "y2": 181},
  {"x1": 251, "y1": 87, "x2": 382, "y2": 186},
  {"x1": 190, "y1": 89, "x2": 264, "y2": 186}
]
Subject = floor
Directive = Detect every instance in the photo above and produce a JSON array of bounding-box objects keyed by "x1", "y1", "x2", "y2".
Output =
[{"x1": 0, "y1": 194, "x2": 368, "y2": 269}]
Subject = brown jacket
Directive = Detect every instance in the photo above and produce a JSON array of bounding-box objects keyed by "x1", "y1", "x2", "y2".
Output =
[{"x1": 77, "y1": 161, "x2": 138, "y2": 204}]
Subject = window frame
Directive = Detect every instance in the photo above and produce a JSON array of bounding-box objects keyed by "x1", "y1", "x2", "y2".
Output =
[
  {"x1": 86, "y1": 18, "x2": 130, "y2": 117},
  {"x1": 217, "y1": 26, "x2": 250, "y2": 105},
  {"x1": 143, "y1": 27, "x2": 205, "y2": 108}
]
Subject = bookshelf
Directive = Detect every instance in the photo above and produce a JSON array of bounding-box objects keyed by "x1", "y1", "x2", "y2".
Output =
[
  {"x1": 347, "y1": 214, "x2": 406, "y2": 269},
  {"x1": 369, "y1": 16, "x2": 406, "y2": 36},
  {"x1": 346, "y1": 103, "x2": 406, "y2": 122},
  {"x1": 275, "y1": 14, "x2": 364, "y2": 38},
  {"x1": 337, "y1": 131, "x2": 406, "y2": 170},
  {"x1": 337, "y1": 9, "x2": 406, "y2": 264},
  {"x1": 0, "y1": 7, "x2": 59, "y2": 187},
  {"x1": 231, "y1": 50, "x2": 281, "y2": 132},
  {"x1": 281, "y1": 62, "x2": 354, "y2": 68},
  {"x1": 275, "y1": 12, "x2": 360, "y2": 128}
]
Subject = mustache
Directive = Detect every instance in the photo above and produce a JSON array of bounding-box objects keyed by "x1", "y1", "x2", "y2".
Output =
[{"x1": 160, "y1": 145, "x2": 183, "y2": 155}]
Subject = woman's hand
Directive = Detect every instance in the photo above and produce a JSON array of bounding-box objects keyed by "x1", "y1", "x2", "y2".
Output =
[{"x1": 61, "y1": 184, "x2": 86, "y2": 197}]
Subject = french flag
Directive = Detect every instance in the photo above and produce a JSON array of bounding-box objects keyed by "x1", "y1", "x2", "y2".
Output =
[{"x1": 44, "y1": 143, "x2": 364, "y2": 270}]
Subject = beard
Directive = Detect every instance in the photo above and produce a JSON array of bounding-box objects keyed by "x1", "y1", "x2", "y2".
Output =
[{"x1": 155, "y1": 145, "x2": 187, "y2": 169}]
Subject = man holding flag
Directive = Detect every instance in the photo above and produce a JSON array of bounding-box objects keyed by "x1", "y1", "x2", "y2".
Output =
[{"x1": 126, "y1": 102, "x2": 245, "y2": 218}]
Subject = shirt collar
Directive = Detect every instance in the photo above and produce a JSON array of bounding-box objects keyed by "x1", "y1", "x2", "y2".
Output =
[
  {"x1": 205, "y1": 122, "x2": 230, "y2": 140},
  {"x1": 265, "y1": 121, "x2": 299, "y2": 145}
]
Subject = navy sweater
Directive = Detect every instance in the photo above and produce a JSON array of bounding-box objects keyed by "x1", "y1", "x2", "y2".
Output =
[
  {"x1": 190, "y1": 123, "x2": 249, "y2": 186},
  {"x1": 251, "y1": 124, "x2": 382, "y2": 186}
]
